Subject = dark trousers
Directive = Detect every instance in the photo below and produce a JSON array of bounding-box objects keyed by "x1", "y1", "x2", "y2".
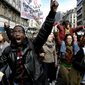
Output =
[{"x1": 42, "y1": 62, "x2": 55, "y2": 85}]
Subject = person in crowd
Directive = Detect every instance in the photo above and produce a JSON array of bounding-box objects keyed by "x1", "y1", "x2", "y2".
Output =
[
  {"x1": 73, "y1": 32, "x2": 78, "y2": 42},
  {"x1": 42, "y1": 32, "x2": 57, "y2": 85},
  {"x1": 54, "y1": 21, "x2": 81, "y2": 57},
  {"x1": 72, "y1": 46, "x2": 85, "y2": 85},
  {"x1": 0, "y1": 33, "x2": 10, "y2": 85},
  {"x1": 54, "y1": 29, "x2": 80, "y2": 85},
  {"x1": 0, "y1": 1, "x2": 59, "y2": 85},
  {"x1": 54, "y1": 20, "x2": 85, "y2": 40}
]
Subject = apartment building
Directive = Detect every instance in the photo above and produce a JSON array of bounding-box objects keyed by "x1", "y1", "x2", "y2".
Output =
[
  {"x1": 77, "y1": 0, "x2": 83, "y2": 26},
  {"x1": 82, "y1": 0, "x2": 85, "y2": 25},
  {"x1": 63, "y1": 8, "x2": 77, "y2": 28},
  {"x1": 55, "y1": 11, "x2": 65, "y2": 24},
  {"x1": 0, "y1": 0, "x2": 41, "y2": 35},
  {"x1": 0, "y1": 0, "x2": 29, "y2": 29}
]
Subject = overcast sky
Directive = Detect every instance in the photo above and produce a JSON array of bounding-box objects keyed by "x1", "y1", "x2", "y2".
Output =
[{"x1": 41, "y1": 0, "x2": 77, "y2": 21}]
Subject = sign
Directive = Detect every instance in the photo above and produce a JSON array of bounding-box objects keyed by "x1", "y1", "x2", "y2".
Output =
[{"x1": 21, "y1": 0, "x2": 44, "y2": 20}]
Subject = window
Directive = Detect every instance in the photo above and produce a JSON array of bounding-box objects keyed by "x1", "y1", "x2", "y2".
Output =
[
  {"x1": 77, "y1": 1, "x2": 82, "y2": 9},
  {"x1": 77, "y1": 8, "x2": 82, "y2": 15},
  {"x1": 77, "y1": 14, "x2": 82, "y2": 20},
  {"x1": 5, "y1": 0, "x2": 8, "y2": 1},
  {"x1": 15, "y1": 14, "x2": 17, "y2": 22},
  {"x1": 12, "y1": 12, "x2": 15, "y2": 21},
  {"x1": 13, "y1": 0, "x2": 15, "y2": 2},
  {"x1": 4, "y1": 7, "x2": 7, "y2": 17},
  {"x1": 9, "y1": 0, "x2": 12, "y2": 4},
  {"x1": 2, "y1": 5, "x2": 4, "y2": 15},
  {"x1": 73, "y1": 19, "x2": 75, "y2": 23},
  {"x1": 16, "y1": 0, "x2": 18, "y2": 9},
  {"x1": 19, "y1": 0, "x2": 21, "y2": 9},
  {"x1": 21, "y1": 19, "x2": 24, "y2": 24},
  {"x1": 8, "y1": 10, "x2": 11, "y2": 19},
  {"x1": 13, "y1": 0, "x2": 15, "y2": 7},
  {"x1": 77, "y1": 21, "x2": 82, "y2": 25},
  {"x1": 73, "y1": 25, "x2": 75, "y2": 28},
  {"x1": 17, "y1": 16, "x2": 20, "y2": 23},
  {"x1": 31, "y1": 20, "x2": 33, "y2": 26},
  {"x1": 73, "y1": 15, "x2": 75, "y2": 18},
  {"x1": 18, "y1": 16, "x2": 20, "y2": 23}
]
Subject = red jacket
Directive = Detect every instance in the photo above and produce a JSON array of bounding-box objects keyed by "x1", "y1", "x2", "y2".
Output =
[{"x1": 54, "y1": 22, "x2": 85, "y2": 40}]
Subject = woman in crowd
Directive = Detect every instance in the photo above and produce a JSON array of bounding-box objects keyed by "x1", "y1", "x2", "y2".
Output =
[
  {"x1": 73, "y1": 32, "x2": 78, "y2": 42},
  {"x1": 0, "y1": 33, "x2": 10, "y2": 85},
  {"x1": 71, "y1": 46, "x2": 85, "y2": 85},
  {"x1": 42, "y1": 32, "x2": 57, "y2": 85},
  {"x1": 54, "y1": 27, "x2": 80, "y2": 85}
]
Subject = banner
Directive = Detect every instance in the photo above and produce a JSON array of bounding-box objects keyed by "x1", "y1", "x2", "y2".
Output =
[{"x1": 21, "y1": 0, "x2": 44, "y2": 20}]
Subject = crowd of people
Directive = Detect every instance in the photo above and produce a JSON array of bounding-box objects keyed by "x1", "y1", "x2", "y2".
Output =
[{"x1": 0, "y1": 0, "x2": 85, "y2": 85}]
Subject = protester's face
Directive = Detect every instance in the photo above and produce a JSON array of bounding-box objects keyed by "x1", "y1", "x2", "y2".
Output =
[
  {"x1": 13, "y1": 27, "x2": 25, "y2": 45},
  {"x1": 0, "y1": 34, "x2": 3, "y2": 41},
  {"x1": 66, "y1": 35, "x2": 72, "y2": 44},
  {"x1": 47, "y1": 33, "x2": 54, "y2": 42},
  {"x1": 73, "y1": 33, "x2": 77, "y2": 39},
  {"x1": 67, "y1": 23, "x2": 70, "y2": 29}
]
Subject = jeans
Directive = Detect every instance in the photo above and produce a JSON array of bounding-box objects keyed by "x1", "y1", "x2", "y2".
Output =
[{"x1": 60, "y1": 41, "x2": 80, "y2": 55}]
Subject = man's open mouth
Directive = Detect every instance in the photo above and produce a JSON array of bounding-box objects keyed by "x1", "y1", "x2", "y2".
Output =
[{"x1": 16, "y1": 37, "x2": 21, "y2": 44}]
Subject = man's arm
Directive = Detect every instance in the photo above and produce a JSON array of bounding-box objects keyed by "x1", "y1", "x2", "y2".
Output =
[
  {"x1": 4, "y1": 22, "x2": 12, "y2": 40},
  {"x1": 33, "y1": 0, "x2": 59, "y2": 49}
]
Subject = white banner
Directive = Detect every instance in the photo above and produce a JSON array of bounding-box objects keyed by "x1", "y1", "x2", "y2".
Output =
[{"x1": 21, "y1": 0, "x2": 44, "y2": 20}]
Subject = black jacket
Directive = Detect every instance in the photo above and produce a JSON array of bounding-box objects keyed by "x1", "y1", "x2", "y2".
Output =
[
  {"x1": 0, "y1": 10, "x2": 56, "y2": 85},
  {"x1": 73, "y1": 48, "x2": 85, "y2": 72}
]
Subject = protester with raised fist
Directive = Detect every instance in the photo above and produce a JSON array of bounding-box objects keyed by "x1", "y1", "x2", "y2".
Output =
[{"x1": 0, "y1": 0, "x2": 59, "y2": 85}]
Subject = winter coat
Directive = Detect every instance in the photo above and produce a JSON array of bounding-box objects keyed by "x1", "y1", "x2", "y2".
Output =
[{"x1": 43, "y1": 42, "x2": 57, "y2": 64}]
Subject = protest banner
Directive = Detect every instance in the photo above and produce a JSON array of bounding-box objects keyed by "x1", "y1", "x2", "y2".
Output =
[{"x1": 21, "y1": 0, "x2": 44, "y2": 20}]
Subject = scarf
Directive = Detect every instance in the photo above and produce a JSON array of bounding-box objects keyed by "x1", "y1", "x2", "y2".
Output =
[
  {"x1": 66, "y1": 44, "x2": 73, "y2": 52},
  {"x1": 45, "y1": 42, "x2": 54, "y2": 48}
]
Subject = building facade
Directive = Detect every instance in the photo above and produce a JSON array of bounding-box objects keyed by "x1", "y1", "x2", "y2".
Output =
[
  {"x1": 0, "y1": 0, "x2": 29, "y2": 28},
  {"x1": 0, "y1": 0, "x2": 41, "y2": 34},
  {"x1": 77, "y1": 0, "x2": 83, "y2": 26},
  {"x1": 82, "y1": 0, "x2": 85, "y2": 25},
  {"x1": 55, "y1": 11, "x2": 64, "y2": 24},
  {"x1": 63, "y1": 8, "x2": 77, "y2": 28}
]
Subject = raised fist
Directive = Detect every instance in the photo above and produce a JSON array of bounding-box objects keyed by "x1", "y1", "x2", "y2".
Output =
[{"x1": 51, "y1": 0, "x2": 59, "y2": 12}]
